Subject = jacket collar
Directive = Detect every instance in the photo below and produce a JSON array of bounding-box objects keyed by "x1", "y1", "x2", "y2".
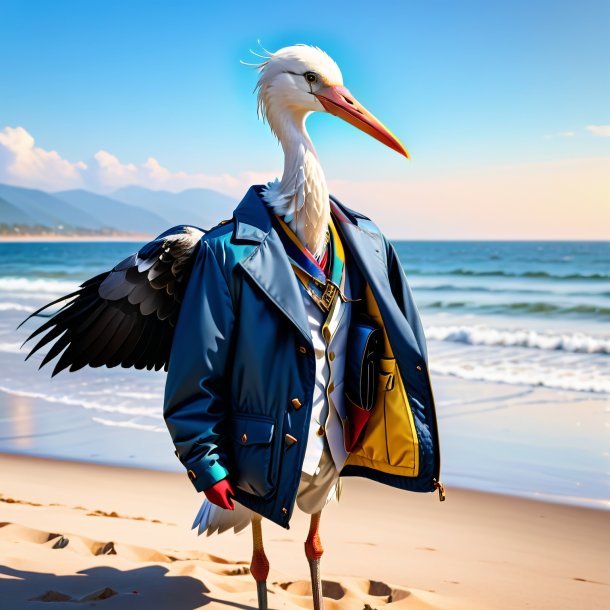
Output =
[
  {"x1": 234, "y1": 186, "x2": 311, "y2": 342},
  {"x1": 233, "y1": 185, "x2": 272, "y2": 243},
  {"x1": 232, "y1": 185, "x2": 369, "y2": 243},
  {"x1": 233, "y1": 185, "x2": 395, "y2": 349}
]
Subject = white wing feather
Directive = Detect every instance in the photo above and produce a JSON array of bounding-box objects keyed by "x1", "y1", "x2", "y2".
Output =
[{"x1": 192, "y1": 499, "x2": 254, "y2": 537}]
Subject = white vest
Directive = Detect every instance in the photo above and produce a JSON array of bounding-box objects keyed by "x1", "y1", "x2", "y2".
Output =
[{"x1": 300, "y1": 272, "x2": 351, "y2": 476}]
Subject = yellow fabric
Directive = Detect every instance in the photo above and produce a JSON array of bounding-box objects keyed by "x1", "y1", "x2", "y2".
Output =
[{"x1": 344, "y1": 285, "x2": 420, "y2": 477}]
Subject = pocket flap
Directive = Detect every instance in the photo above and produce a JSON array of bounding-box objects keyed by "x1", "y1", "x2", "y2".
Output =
[{"x1": 232, "y1": 415, "x2": 274, "y2": 446}]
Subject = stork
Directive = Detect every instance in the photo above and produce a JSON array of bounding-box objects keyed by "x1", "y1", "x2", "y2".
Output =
[
  {"x1": 192, "y1": 44, "x2": 409, "y2": 610},
  {"x1": 256, "y1": 45, "x2": 408, "y2": 259},
  {"x1": 21, "y1": 45, "x2": 443, "y2": 610}
]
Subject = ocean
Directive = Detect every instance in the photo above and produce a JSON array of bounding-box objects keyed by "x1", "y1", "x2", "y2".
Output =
[{"x1": 0, "y1": 240, "x2": 608, "y2": 508}]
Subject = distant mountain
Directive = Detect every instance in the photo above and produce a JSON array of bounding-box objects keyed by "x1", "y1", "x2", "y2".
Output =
[
  {"x1": 0, "y1": 183, "x2": 102, "y2": 231},
  {"x1": 55, "y1": 190, "x2": 168, "y2": 235},
  {"x1": 0, "y1": 195, "x2": 36, "y2": 226},
  {"x1": 0, "y1": 182, "x2": 239, "y2": 237},
  {"x1": 113, "y1": 186, "x2": 236, "y2": 229}
]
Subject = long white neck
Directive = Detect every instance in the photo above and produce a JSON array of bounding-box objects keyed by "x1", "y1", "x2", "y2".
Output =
[{"x1": 262, "y1": 111, "x2": 330, "y2": 259}]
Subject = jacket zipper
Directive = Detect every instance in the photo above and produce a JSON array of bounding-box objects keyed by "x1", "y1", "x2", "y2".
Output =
[{"x1": 425, "y1": 370, "x2": 445, "y2": 501}]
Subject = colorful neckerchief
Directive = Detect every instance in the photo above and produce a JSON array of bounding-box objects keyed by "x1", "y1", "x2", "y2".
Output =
[{"x1": 272, "y1": 214, "x2": 345, "y2": 313}]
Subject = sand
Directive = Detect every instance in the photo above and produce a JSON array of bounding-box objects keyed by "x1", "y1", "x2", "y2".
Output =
[{"x1": 0, "y1": 454, "x2": 608, "y2": 609}]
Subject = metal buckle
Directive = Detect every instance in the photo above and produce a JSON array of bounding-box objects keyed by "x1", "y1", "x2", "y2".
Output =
[{"x1": 320, "y1": 282, "x2": 338, "y2": 312}]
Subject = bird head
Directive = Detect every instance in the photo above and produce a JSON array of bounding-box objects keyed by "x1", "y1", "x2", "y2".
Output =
[{"x1": 254, "y1": 44, "x2": 409, "y2": 158}]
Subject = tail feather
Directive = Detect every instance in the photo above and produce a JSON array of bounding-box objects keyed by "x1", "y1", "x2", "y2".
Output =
[{"x1": 192, "y1": 499, "x2": 253, "y2": 536}]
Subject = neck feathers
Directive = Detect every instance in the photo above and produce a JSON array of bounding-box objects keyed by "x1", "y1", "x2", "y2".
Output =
[{"x1": 262, "y1": 112, "x2": 330, "y2": 259}]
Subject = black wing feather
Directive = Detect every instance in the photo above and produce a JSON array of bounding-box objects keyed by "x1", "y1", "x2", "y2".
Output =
[{"x1": 21, "y1": 225, "x2": 206, "y2": 375}]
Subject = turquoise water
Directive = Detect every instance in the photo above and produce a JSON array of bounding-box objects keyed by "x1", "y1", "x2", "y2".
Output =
[{"x1": 0, "y1": 240, "x2": 608, "y2": 506}]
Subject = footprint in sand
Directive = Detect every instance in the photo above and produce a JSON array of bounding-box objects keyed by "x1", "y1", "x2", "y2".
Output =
[
  {"x1": 30, "y1": 587, "x2": 118, "y2": 603},
  {"x1": 2, "y1": 521, "x2": 439, "y2": 609},
  {"x1": 275, "y1": 577, "x2": 411, "y2": 607}
]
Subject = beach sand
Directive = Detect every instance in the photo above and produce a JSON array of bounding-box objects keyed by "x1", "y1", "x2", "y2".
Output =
[{"x1": 1, "y1": 454, "x2": 608, "y2": 609}]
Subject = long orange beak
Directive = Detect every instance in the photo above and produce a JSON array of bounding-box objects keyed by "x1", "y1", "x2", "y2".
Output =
[{"x1": 314, "y1": 85, "x2": 410, "y2": 159}]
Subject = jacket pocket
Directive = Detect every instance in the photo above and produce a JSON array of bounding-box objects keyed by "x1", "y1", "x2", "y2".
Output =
[
  {"x1": 231, "y1": 413, "x2": 277, "y2": 498},
  {"x1": 381, "y1": 358, "x2": 418, "y2": 470}
]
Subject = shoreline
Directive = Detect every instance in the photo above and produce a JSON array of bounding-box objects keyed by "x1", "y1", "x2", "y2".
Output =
[
  {"x1": 2, "y1": 445, "x2": 609, "y2": 513},
  {"x1": 0, "y1": 234, "x2": 154, "y2": 242},
  {"x1": 1, "y1": 370, "x2": 607, "y2": 513},
  {"x1": 1, "y1": 453, "x2": 608, "y2": 609}
]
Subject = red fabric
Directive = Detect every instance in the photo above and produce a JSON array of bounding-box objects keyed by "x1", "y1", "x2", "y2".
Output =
[
  {"x1": 319, "y1": 244, "x2": 330, "y2": 277},
  {"x1": 204, "y1": 477, "x2": 235, "y2": 510},
  {"x1": 343, "y1": 399, "x2": 372, "y2": 453}
]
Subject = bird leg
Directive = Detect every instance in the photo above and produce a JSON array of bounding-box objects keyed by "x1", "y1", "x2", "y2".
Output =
[
  {"x1": 250, "y1": 514, "x2": 269, "y2": 610},
  {"x1": 305, "y1": 510, "x2": 325, "y2": 610}
]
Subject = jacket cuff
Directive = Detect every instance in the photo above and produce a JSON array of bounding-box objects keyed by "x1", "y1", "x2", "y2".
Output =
[{"x1": 185, "y1": 460, "x2": 229, "y2": 493}]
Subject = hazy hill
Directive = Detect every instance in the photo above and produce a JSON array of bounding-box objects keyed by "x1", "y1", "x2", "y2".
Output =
[
  {"x1": 113, "y1": 186, "x2": 236, "y2": 229},
  {"x1": 55, "y1": 190, "x2": 168, "y2": 235},
  {"x1": 0, "y1": 182, "x2": 238, "y2": 236},
  {"x1": 0, "y1": 195, "x2": 36, "y2": 225},
  {"x1": 0, "y1": 183, "x2": 102, "y2": 230}
]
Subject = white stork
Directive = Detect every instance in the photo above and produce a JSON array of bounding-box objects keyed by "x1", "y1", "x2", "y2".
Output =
[
  {"x1": 192, "y1": 44, "x2": 409, "y2": 610},
  {"x1": 21, "y1": 43, "x2": 410, "y2": 610}
]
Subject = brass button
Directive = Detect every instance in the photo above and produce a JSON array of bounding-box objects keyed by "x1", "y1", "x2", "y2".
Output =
[
  {"x1": 285, "y1": 433, "x2": 298, "y2": 446},
  {"x1": 299, "y1": 346, "x2": 307, "y2": 354},
  {"x1": 281, "y1": 507, "x2": 288, "y2": 514},
  {"x1": 323, "y1": 327, "x2": 331, "y2": 342},
  {"x1": 187, "y1": 469, "x2": 197, "y2": 481},
  {"x1": 416, "y1": 364, "x2": 423, "y2": 372},
  {"x1": 329, "y1": 351, "x2": 335, "y2": 361},
  {"x1": 328, "y1": 382, "x2": 334, "y2": 393},
  {"x1": 291, "y1": 398, "x2": 302, "y2": 410},
  {"x1": 241, "y1": 433, "x2": 248, "y2": 444},
  {"x1": 316, "y1": 426, "x2": 325, "y2": 437}
]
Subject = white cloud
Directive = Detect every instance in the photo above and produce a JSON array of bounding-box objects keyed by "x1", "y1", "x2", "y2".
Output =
[
  {"x1": 1, "y1": 125, "x2": 608, "y2": 239},
  {"x1": 0, "y1": 126, "x2": 87, "y2": 190},
  {"x1": 0, "y1": 125, "x2": 276, "y2": 196},
  {"x1": 586, "y1": 124, "x2": 610, "y2": 137}
]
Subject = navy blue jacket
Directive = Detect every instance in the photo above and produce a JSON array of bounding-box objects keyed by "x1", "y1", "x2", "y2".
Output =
[{"x1": 163, "y1": 186, "x2": 441, "y2": 528}]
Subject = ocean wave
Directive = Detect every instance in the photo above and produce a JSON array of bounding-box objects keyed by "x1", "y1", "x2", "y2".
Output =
[
  {"x1": 426, "y1": 325, "x2": 610, "y2": 354},
  {"x1": 0, "y1": 385, "x2": 162, "y2": 418},
  {"x1": 407, "y1": 269, "x2": 610, "y2": 281},
  {"x1": 414, "y1": 284, "x2": 605, "y2": 298},
  {"x1": 0, "y1": 341, "x2": 24, "y2": 353},
  {"x1": 0, "y1": 277, "x2": 79, "y2": 294},
  {"x1": 414, "y1": 284, "x2": 541, "y2": 294},
  {"x1": 425, "y1": 300, "x2": 610, "y2": 317},
  {"x1": 91, "y1": 416, "x2": 165, "y2": 432},
  {"x1": 0, "y1": 303, "x2": 34, "y2": 312},
  {"x1": 430, "y1": 360, "x2": 610, "y2": 394}
]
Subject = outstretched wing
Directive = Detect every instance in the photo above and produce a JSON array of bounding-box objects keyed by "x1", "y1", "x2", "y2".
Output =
[{"x1": 20, "y1": 225, "x2": 205, "y2": 375}]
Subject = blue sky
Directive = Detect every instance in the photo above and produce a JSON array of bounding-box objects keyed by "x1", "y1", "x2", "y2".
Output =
[{"x1": 0, "y1": 0, "x2": 608, "y2": 238}]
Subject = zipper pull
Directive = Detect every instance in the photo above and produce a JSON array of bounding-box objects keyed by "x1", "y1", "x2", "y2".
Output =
[{"x1": 433, "y1": 479, "x2": 446, "y2": 502}]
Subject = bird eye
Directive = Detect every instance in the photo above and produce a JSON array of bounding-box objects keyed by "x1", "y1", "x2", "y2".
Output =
[{"x1": 304, "y1": 72, "x2": 318, "y2": 84}]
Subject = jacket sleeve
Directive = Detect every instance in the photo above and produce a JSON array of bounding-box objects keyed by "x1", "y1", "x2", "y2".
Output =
[
  {"x1": 163, "y1": 240, "x2": 235, "y2": 492},
  {"x1": 383, "y1": 236, "x2": 429, "y2": 363}
]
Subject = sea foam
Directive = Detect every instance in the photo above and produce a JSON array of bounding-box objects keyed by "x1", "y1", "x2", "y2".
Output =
[
  {"x1": 0, "y1": 303, "x2": 34, "y2": 312},
  {"x1": 427, "y1": 325, "x2": 610, "y2": 354},
  {"x1": 0, "y1": 277, "x2": 79, "y2": 294}
]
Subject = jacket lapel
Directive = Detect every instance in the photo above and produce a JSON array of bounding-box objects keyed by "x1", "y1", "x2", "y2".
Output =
[
  {"x1": 233, "y1": 187, "x2": 312, "y2": 344},
  {"x1": 330, "y1": 199, "x2": 424, "y2": 362}
]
